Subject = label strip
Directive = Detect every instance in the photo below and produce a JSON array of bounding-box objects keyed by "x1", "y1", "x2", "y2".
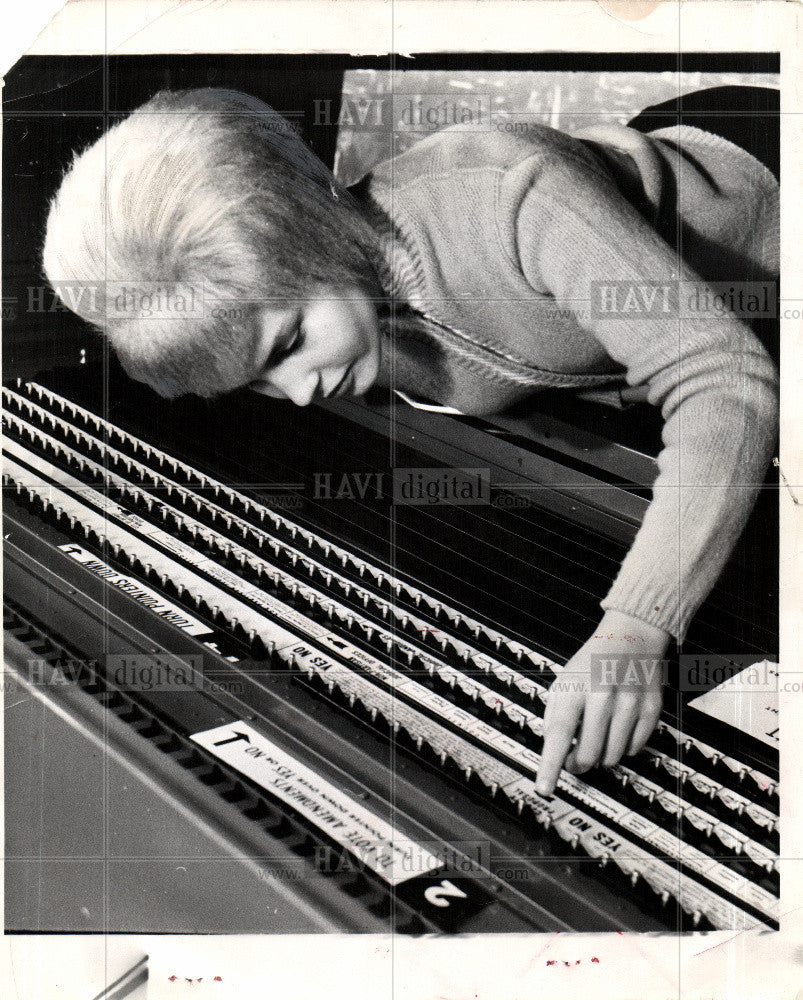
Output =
[{"x1": 191, "y1": 721, "x2": 443, "y2": 886}]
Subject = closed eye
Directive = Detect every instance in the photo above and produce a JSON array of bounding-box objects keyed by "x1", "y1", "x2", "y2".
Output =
[{"x1": 265, "y1": 323, "x2": 303, "y2": 369}]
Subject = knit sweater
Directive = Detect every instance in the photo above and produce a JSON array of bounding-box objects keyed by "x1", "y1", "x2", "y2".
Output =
[{"x1": 347, "y1": 122, "x2": 780, "y2": 643}]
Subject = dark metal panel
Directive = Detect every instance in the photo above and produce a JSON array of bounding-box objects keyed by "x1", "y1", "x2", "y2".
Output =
[{"x1": 4, "y1": 632, "x2": 379, "y2": 934}]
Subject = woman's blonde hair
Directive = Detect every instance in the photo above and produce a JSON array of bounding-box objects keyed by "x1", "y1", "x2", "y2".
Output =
[{"x1": 42, "y1": 88, "x2": 386, "y2": 397}]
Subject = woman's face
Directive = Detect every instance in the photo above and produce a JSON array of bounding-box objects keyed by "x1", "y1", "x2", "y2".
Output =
[{"x1": 249, "y1": 285, "x2": 381, "y2": 406}]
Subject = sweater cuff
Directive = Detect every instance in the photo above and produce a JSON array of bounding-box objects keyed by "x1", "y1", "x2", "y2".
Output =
[{"x1": 600, "y1": 581, "x2": 687, "y2": 644}]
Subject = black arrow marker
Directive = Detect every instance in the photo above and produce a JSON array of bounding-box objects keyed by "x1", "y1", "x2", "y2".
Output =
[{"x1": 213, "y1": 730, "x2": 251, "y2": 747}]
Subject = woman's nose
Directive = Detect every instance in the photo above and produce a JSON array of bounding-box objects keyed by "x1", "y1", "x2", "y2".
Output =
[{"x1": 271, "y1": 368, "x2": 320, "y2": 407}]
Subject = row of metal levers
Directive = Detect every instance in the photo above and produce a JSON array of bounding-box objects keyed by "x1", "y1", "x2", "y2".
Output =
[{"x1": 1, "y1": 380, "x2": 780, "y2": 931}]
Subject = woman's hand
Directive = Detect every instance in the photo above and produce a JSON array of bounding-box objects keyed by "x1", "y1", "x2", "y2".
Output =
[{"x1": 535, "y1": 610, "x2": 670, "y2": 796}]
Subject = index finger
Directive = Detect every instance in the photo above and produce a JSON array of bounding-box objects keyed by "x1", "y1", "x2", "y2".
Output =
[{"x1": 536, "y1": 707, "x2": 581, "y2": 795}]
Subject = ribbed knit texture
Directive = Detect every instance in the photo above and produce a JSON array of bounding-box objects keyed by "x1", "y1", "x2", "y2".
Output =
[{"x1": 348, "y1": 123, "x2": 779, "y2": 642}]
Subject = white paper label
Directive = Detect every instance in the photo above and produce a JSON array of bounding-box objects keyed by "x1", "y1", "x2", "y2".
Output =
[
  {"x1": 688, "y1": 661, "x2": 779, "y2": 748},
  {"x1": 191, "y1": 722, "x2": 443, "y2": 885},
  {"x1": 58, "y1": 543, "x2": 213, "y2": 637}
]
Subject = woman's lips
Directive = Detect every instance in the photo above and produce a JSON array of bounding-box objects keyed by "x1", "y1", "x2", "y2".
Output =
[
  {"x1": 336, "y1": 369, "x2": 354, "y2": 397},
  {"x1": 327, "y1": 365, "x2": 353, "y2": 398}
]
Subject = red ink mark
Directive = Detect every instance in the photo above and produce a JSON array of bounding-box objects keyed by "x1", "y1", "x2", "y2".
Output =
[
  {"x1": 593, "y1": 634, "x2": 644, "y2": 643},
  {"x1": 520, "y1": 929, "x2": 563, "y2": 977},
  {"x1": 693, "y1": 928, "x2": 746, "y2": 958},
  {"x1": 546, "y1": 958, "x2": 600, "y2": 969},
  {"x1": 167, "y1": 978, "x2": 223, "y2": 985}
]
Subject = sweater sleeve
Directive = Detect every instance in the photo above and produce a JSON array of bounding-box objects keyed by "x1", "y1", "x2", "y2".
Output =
[{"x1": 511, "y1": 152, "x2": 779, "y2": 643}]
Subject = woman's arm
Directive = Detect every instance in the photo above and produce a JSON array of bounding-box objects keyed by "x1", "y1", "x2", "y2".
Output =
[{"x1": 507, "y1": 150, "x2": 779, "y2": 792}]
